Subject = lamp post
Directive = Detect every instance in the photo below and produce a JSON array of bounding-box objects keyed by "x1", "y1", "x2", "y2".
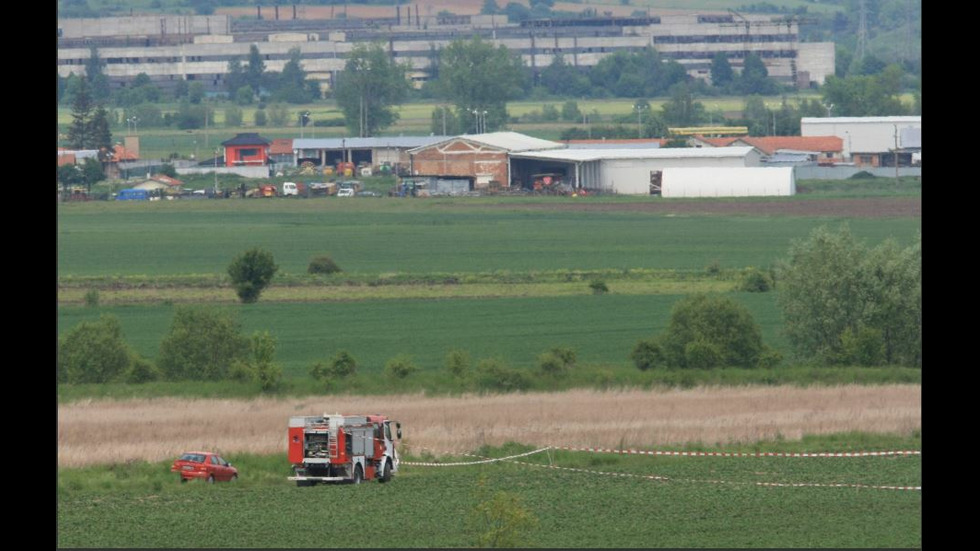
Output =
[
  {"x1": 213, "y1": 148, "x2": 219, "y2": 196},
  {"x1": 633, "y1": 103, "x2": 648, "y2": 138},
  {"x1": 301, "y1": 111, "x2": 311, "y2": 139}
]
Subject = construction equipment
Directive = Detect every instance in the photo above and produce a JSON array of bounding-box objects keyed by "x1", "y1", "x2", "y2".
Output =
[{"x1": 287, "y1": 413, "x2": 402, "y2": 486}]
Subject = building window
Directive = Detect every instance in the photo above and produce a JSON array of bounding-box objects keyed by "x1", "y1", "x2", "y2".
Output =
[{"x1": 239, "y1": 148, "x2": 259, "y2": 158}]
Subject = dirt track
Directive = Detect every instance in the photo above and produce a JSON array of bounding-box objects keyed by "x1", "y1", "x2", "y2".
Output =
[{"x1": 58, "y1": 385, "x2": 920, "y2": 467}]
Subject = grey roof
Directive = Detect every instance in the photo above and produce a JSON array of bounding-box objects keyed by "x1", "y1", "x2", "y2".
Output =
[
  {"x1": 510, "y1": 146, "x2": 757, "y2": 163},
  {"x1": 566, "y1": 141, "x2": 661, "y2": 149},
  {"x1": 221, "y1": 132, "x2": 271, "y2": 146},
  {"x1": 293, "y1": 136, "x2": 450, "y2": 150},
  {"x1": 408, "y1": 132, "x2": 564, "y2": 154}
]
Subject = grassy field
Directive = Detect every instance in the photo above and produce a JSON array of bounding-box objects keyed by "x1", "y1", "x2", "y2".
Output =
[{"x1": 57, "y1": 437, "x2": 921, "y2": 548}]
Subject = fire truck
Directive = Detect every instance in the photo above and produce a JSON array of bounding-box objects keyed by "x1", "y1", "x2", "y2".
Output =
[{"x1": 287, "y1": 413, "x2": 402, "y2": 486}]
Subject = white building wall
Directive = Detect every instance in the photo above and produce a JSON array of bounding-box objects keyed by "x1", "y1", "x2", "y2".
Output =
[
  {"x1": 601, "y1": 155, "x2": 757, "y2": 195},
  {"x1": 661, "y1": 167, "x2": 795, "y2": 198},
  {"x1": 801, "y1": 117, "x2": 921, "y2": 157}
]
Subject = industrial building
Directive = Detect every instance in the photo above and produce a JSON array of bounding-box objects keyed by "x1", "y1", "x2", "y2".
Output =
[
  {"x1": 660, "y1": 167, "x2": 795, "y2": 198},
  {"x1": 510, "y1": 146, "x2": 762, "y2": 194},
  {"x1": 801, "y1": 116, "x2": 921, "y2": 167},
  {"x1": 57, "y1": 11, "x2": 834, "y2": 93}
]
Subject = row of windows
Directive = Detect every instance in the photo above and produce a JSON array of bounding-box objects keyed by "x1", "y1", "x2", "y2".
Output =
[{"x1": 654, "y1": 34, "x2": 797, "y2": 45}]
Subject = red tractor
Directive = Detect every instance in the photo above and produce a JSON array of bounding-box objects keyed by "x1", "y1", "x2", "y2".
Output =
[{"x1": 287, "y1": 413, "x2": 402, "y2": 486}]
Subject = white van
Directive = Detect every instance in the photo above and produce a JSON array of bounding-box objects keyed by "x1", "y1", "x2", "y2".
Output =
[{"x1": 282, "y1": 182, "x2": 300, "y2": 196}]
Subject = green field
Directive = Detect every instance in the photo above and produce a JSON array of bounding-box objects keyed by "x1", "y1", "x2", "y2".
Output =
[{"x1": 57, "y1": 438, "x2": 921, "y2": 548}]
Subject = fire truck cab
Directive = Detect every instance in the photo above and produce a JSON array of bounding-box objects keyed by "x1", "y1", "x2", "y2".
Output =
[{"x1": 287, "y1": 413, "x2": 401, "y2": 486}]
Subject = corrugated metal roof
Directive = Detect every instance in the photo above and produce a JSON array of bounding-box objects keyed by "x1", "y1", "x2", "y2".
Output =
[
  {"x1": 511, "y1": 146, "x2": 757, "y2": 162},
  {"x1": 293, "y1": 136, "x2": 450, "y2": 150},
  {"x1": 801, "y1": 116, "x2": 921, "y2": 125},
  {"x1": 458, "y1": 131, "x2": 564, "y2": 152}
]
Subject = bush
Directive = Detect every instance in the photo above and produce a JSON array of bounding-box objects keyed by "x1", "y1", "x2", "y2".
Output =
[
  {"x1": 538, "y1": 346, "x2": 576, "y2": 377},
  {"x1": 254, "y1": 109, "x2": 267, "y2": 126},
  {"x1": 630, "y1": 338, "x2": 665, "y2": 371},
  {"x1": 588, "y1": 280, "x2": 609, "y2": 294},
  {"x1": 308, "y1": 255, "x2": 343, "y2": 274},
  {"x1": 58, "y1": 314, "x2": 136, "y2": 384},
  {"x1": 475, "y1": 358, "x2": 532, "y2": 392},
  {"x1": 446, "y1": 349, "x2": 471, "y2": 378},
  {"x1": 311, "y1": 350, "x2": 359, "y2": 382},
  {"x1": 384, "y1": 354, "x2": 419, "y2": 379},
  {"x1": 126, "y1": 354, "x2": 162, "y2": 384},
  {"x1": 249, "y1": 331, "x2": 282, "y2": 391},
  {"x1": 157, "y1": 306, "x2": 248, "y2": 381},
  {"x1": 658, "y1": 293, "x2": 766, "y2": 369},
  {"x1": 228, "y1": 248, "x2": 279, "y2": 303},
  {"x1": 84, "y1": 289, "x2": 100, "y2": 307},
  {"x1": 737, "y1": 267, "x2": 772, "y2": 292}
]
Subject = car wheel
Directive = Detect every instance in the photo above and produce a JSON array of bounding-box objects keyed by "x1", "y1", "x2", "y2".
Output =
[
  {"x1": 378, "y1": 461, "x2": 392, "y2": 483},
  {"x1": 352, "y1": 465, "x2": 363, "y2": 485},
  {"x1": 179, "y1": 476, "x2": 187, "y2": 484},
  {"x1": 231, "y1": 474, "x2": 238, "y2": 482},
  {"x1": 207, "y1": 475, "x2": 215, "y2": 484}
]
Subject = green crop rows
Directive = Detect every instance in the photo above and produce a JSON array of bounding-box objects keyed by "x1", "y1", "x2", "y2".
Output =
[{"x1": 57, "y1": 439, "x2": 921, "y2": 548}]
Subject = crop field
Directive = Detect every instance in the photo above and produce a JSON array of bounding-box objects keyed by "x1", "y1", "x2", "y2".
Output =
[
  {"x1": 57, "y1": 437, "x2": 921, "y2": 548},
  {"x1": 57, "y1": 190, "x2": 921, "y2": 547}
]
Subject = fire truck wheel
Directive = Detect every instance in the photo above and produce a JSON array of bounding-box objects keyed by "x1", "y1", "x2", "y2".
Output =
[
  {"x1": 379, "y1": 461, "x2": 392, "y2": 483},
  {"x1": 352, "y1": 465, "x2": 363, "y2": 485}
]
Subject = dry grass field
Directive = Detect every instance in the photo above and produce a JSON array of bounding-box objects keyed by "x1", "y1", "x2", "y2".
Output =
[{"x1": 58, "y1": 384, "x2": 920, "y2": 467}]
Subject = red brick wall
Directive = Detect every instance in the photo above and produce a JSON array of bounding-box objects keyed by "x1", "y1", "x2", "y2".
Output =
[{"x1": 410, "y1": 140, "x2": 509, "y2": 187}]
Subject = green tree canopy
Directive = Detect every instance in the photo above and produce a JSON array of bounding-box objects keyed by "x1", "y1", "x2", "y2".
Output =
[
  {"x1": 658, "y1": 293, "x2": 768, "y2": 369},
  {"x1": 436, "y1": 37, "x2": 526, "y2": 132},
  {"x1": 58, "y1": 314, "x2": 137, "y2": 384},
  {"x1": 228, "y1": 247, "x2": 279, "y2": 304},
  {"x1": 335, "y1": 42, "x2": 410, "y2": 137},
  {"x1": 776, "y1": 225, "x2": 921, "y2": 367},
  {"x1": 157, "y1": 306, "x2": 249, "y2": 381}
]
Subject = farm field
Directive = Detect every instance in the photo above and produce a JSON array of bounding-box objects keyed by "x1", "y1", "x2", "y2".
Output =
[{"x1": 58, "y1": 387, "x2": 921, "y2": 548}]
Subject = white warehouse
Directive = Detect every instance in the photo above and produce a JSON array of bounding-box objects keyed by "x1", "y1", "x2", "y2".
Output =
[
  {"x1": 510, "y1": 146, "x2": 761, "y2": 195},
  {"x1": 801, "y1": 116, "x2": 921, "y2": 165},
  {"x1": 660, "y1": 167, "x2": 795, "y2": 198}
]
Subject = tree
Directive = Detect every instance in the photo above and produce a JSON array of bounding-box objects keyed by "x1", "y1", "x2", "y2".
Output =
[
  {"x1": 776, "y1": 225, "x2": 921, "y2": 367},
  {"x1": 225, "y1": 105, "x2": 243, "y2": 127},
  {"x1": 638, "y1": 293, "x2": 770, "y2": 369},
  {"x1": 246, "y1": 331, "x2": 282, "y2": 391},
  {"x1": 735, "y1": 53, "x2": 779, "y2": 95},
  {"x1": 710, "y1": 52, "x2": 734, "y2": 89},
  {"x1": 67, "y1": 77, "x2": 94, "y2": 149},
  {"x1": 157, "y1": 306, "x2": 249, "y2": 381},
  {"x1": 228, "y1": 248, "x2": 279, "y2": 304},
  {"x1": 246, "y1": 44, "x2": 267, "y2": 96},
  {"x1": 79, "y1": 158, "x2": 105, "y2": 192},
  {"x1": 467, "y1": 477, "x2": 539, "y2": 548},
  {"x1": 481, "y1": 0, "x2": 502, "y2": 15},
  {"x1": 58, "y1": 314, "x2": 137, "y2": 384},
  {"x1": 335, "y1": 43, "x2": 409, "y2": 137},
  {"x1": 437, "y1": 37, "x2": 525, "y2": 133},
  {"x1": 84, "y1": 46, "x2": 112, "y2": 104},
  {"x1": 226, "y1": 57, "x2": 247, "y2": 97},
  {"x1": 273, "y1": 47, "x2": 314, "y2": 104},
  {"x1": 89, "y1": 106, "x2": 113, "y2": 150},
  {"x1": 660, "y1": 82, "x2": 705, "y2": 127}
]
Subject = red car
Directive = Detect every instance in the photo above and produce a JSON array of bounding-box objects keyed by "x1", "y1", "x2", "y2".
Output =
[{"x1": 171, "y1": 451, "x2": 238, "y2": 483}]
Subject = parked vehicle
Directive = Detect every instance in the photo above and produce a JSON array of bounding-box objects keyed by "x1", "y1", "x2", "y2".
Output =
[
  {"x1": 288, "y1": 413, "x2": 401, "y2": 486},
  {"x1": 116, "y1": 188, "x2": 149, "y2": 201},
  {"x1": 171, "y1": 451, "x2": 238, "y2": 483},
  {"x1": 282, "y1": 182, "x2": 306, "y2": 196},
  {"x1": 258, "y1": 184, "x2": 278, "y2": 197}
]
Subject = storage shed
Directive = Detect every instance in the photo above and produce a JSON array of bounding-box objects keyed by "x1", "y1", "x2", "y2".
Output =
[
  {"x1": 510, "y1": 146, "x2": 761, "y2": 194},
  {"x1": 408, "y1": 132, "x2": 563, "y2": 189},
  {"x1": 660, "y1": 167, "x2": 795, "y2": 198}
]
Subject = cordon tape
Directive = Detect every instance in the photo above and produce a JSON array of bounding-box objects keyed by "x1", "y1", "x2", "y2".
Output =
[{"x1": 401, "y1": 446, "x2": 921, "y2": 491}]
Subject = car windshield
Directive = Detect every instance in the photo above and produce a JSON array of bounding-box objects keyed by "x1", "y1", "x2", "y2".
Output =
[{"x1": 179, "y1": 453, "x2": 206, "y2": 463}]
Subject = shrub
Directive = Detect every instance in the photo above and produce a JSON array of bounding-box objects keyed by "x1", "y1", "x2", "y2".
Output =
[
  {"x1": 227, "y1": 247, "x2": 279, "y2": 304},
  {"x1": 311, "y1": 350, "x2": 359, "y2": 382},
  {"x1": 157, "y1": 306, "x2": 248, "y2": 381},
  {"x1": 384, "y1": 354, "x2": 419, "y2": 379},
  {"x1": 588, "y1": 280, "x2": 609, "y2": 294},
  {"x1": 468, "y1": 487, "x2": 539, "y2": 548},
  {"x1": 249, "y1": 331, "x2": 282, "y2": 391},
  {"x1": 84, "y1": 289, "x2": 100, "y2": 307},
  {"x1": 125, "y1": 354, "x2": 161, "y2": 384},
  {"x1": 737, "y1": 267, "x2": 772, "y2": 292},
  {"x1": 658, "y1": 293, "x2": 766, "y2": 369},
  {"x1": 630, "y1": 338, "x2": 665, "y2": 371},
  {"x1": 840, "y1": 325, "x2": 886, "y2": 366},
  {"x1": 308, "y1": 255, "x2": 343, "y2": 275},
  {"x1": 475, "y1": 358, "x2": 532, "y2": 392},
  {"x1": 446, "y1": 349, "x2": 471, "y2": 378},
  {"x1": 538, "y1": 346, "x2": 576, "y2": 377},
  {"x1": 58, "y1": 314, "x2": 135, "y2": 383},
  {"x1": 757, "y1": 348, "x2": 784, "y2": 369}
]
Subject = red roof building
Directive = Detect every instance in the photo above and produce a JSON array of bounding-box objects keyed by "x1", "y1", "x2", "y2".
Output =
[{"x1": 221, "y1": 133, "x2": 271, "y2": 167}]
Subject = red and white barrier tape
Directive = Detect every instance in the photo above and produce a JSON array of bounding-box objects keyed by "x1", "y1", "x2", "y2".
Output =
[
  {"x1": 400, "y1": 446, "x2": 551, "y2": 467},
  {"x1": 403, "y1": 447, "x2": 920, "y2": 491},
  {"x1": 554, "y1": 446, "x2": 921, "y2": 458}
]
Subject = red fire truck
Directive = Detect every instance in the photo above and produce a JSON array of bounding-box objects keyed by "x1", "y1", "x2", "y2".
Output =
[{"x1": 287, "y1": 413, "x2": 402, "y2": 486}]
